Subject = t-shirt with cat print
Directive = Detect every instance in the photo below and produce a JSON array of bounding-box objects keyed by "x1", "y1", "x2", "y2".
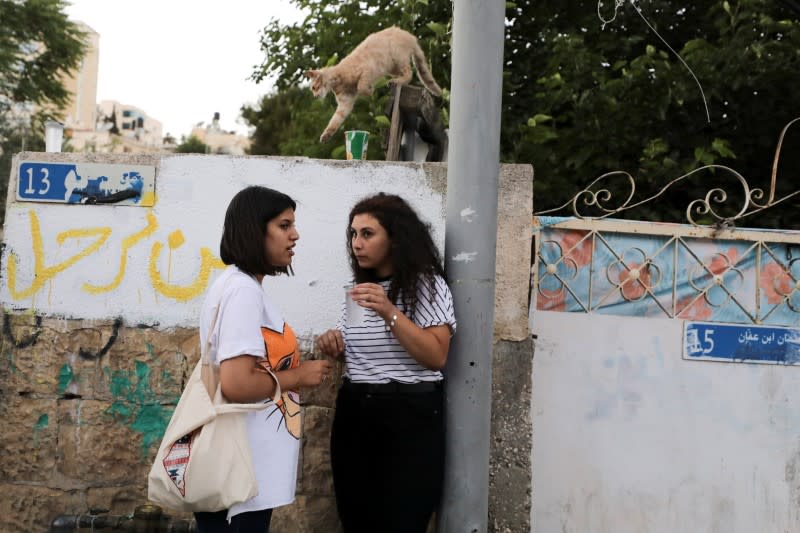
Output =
[{"x1": 199, "y1": 266, "x2": 301, "y2": 520}]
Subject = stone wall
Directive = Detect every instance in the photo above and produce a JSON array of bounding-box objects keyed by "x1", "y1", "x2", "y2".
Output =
[
  {"x1": 0, "y1": 154, "x2": 532, "y2": 532},
  {"x1": 0, "y1": 315, "x2": 352, "y2": 532},
  {"x1": 0, "y1": 316, "x2": 198, "y2": 531}
]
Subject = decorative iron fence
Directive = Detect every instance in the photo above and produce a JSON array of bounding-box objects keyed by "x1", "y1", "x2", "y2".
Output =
[{"x1": 532, "y1": 118, "x2": 800, "y2": 329}]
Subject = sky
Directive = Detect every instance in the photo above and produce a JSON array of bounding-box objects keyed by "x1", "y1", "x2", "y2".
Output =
[{"x1": 64, "y1": 0, "x2": 303, "y2": 139}]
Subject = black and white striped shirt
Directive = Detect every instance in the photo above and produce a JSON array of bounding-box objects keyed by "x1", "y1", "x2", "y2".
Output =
[{"x1": 338, "y1": 275, "x2": 457, "y2": 384}]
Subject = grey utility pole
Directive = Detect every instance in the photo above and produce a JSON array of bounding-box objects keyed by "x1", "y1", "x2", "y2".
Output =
[{"x1": 439, "y1": 0, "x2": 506, "y2": 532}]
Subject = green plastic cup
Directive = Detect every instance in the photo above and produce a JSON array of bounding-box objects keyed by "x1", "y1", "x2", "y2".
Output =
[{"x1": 345, "y1": 130, "x2": 369, "y2": 160}]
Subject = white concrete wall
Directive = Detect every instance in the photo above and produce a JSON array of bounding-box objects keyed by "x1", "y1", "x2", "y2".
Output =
[
  {"x1": 1, "y1": 154, "x2": 446, "y2": 333},
  {"x1": 530, "y1": 310, "x2": 800, "y2": 532}
]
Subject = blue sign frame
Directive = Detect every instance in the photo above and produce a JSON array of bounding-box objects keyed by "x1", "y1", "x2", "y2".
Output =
[
  {"x1": 17, "y1": 161, "x2": 155, "y2": 206},
  {"x1": 684, "y1": 321, "x2": 800, "y2": 365}
]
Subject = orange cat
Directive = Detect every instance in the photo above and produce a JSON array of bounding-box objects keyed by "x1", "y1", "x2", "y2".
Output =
[{"x1": 305, "y1": 26, "x2": 443, "y2": 143}]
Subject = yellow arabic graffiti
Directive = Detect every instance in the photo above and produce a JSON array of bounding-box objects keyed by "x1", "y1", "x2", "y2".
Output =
[
  {"x1": 83, "y1": 211, "x2": 158, "y2": 294},
  {"x1": 149, "y1": 231, "x2": 226, "y2": 302},
  {"x1": 6, "y1": 209, "x2": 226, "y2": 302},
  {"x1": 7, "y1": 210, "x2": 112, "y2": 300}
]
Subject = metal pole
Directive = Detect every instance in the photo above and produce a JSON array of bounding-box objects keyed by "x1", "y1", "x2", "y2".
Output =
[{"x1": 439, "y1": 0, "x2": 506, "y2": 532}]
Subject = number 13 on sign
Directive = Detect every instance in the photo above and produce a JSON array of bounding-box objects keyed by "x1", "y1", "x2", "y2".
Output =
[{"x1": 24, "y1": 167, "x2": 50, "y2": 195}]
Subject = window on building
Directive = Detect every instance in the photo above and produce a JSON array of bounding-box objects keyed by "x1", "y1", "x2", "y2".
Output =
[{"x1": 122, "y1": 110, "x2": 133, "y2": 118}]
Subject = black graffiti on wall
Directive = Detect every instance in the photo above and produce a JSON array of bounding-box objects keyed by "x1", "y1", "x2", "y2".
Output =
[
  {"x1": 78, "y1": 317, "x2": 123, "y2": 360},
  {"x1": 2, "y1": 312, "x2": 123, "y2": 359},
  {"x1": 3, "y1": 311, "x2": 42, "y2": 348}
]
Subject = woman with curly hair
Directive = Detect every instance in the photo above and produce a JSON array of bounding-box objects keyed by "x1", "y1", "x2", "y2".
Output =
[{"x1": 317, "y1": 193, "x2": 456, "y2": 533}]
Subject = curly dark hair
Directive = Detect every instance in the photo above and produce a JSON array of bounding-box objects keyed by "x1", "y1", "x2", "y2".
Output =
[{"x1": 348, "y1": 193, "x2": 445, "y2": 317}]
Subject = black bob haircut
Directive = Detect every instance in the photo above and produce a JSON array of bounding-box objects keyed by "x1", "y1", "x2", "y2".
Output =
[{"x1": 219, "y1": 186, "x2": 297, "y2": 277}]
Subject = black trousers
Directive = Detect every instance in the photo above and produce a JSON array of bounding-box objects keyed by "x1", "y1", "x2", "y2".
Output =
[
  {"x1": 331, "y1": 380, "x2": 445, "y2": 533},
  {"x1": 194, "y1": 508, "x2": 272, "y2": 533}
]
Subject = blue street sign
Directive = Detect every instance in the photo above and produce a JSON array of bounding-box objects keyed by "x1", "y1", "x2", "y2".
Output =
[
  {"x1": 17, "y1": 161, "x2": 156, "y2": 206},
  {"x1": 684, "y1": 321, "x2": 800, "y2": 365}
]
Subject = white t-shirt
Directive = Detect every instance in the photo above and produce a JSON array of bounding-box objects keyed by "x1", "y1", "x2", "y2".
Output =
[
  {"x1": 199, "y1": 266, "x2": 301, "y2": 519},
  {"x1": 338, "y1": 274, "x2": 457, "y2": 384}
]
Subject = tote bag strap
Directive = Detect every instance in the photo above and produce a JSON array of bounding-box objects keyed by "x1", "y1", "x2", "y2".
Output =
[
  {"x1": 200, "y1": 279, "x2": 226, "y2": 398},
  {"x1": 199, "y1": 275, "x2": 282, "y2": 404}
]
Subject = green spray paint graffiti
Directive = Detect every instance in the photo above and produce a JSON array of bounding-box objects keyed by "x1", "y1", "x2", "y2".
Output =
[
  {"x1": 103, "y1": 347, "x2": 180, "y2": 458},
  {"x1": 34, "y1": 414, "x2": 49, "y2": 431},
  {"x1": 5, "y1": 351, "x2": 18, "y2": 374},
  {"x1": 58, "y1": 363, "x2": 74, "y2": 394},
  {"x1": 32, "y1": 413, "x2": 49, "y2": 446}
]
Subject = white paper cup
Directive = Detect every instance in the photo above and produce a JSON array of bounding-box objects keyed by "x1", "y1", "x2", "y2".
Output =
[{"x1": 345, "y1": 284, "x2": 368, "y2": 326}]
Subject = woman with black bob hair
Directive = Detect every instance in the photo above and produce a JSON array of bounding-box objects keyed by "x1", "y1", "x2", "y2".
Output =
[
  {"x1": 195, "y1": 185, "x2": 332, "y2": 532},
  {"x1": 317, "y1": 193, "x2": 456, "y2": 532}
]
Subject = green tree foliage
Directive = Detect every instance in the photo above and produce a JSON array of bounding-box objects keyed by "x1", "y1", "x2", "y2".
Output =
[
  {"x1": 246, "y1": 0, "x2": 453, "y2": 159},
  {"x1": 514, "y1": 0, "x2": 800, "y2": 227},
  {"x1": 175, "y1": 135, "x2": 209, "y2": 154},
  {"x1": 0, "y1": 0, "x2": 87, "y2": 113},
  {"x1": 0, "y1": 0, "x2": 87, "y2": 223},
  {"x1": 248, "y1": 0, "x2": 800, "y2": 227},
  {"x1": 242, "y1": 87, "x2": 386, "y2": 159}
]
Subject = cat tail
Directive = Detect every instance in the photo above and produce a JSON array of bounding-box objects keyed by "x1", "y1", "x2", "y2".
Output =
[{"x1": 411, "y1": 43, "x2": 443, "y2": 97}]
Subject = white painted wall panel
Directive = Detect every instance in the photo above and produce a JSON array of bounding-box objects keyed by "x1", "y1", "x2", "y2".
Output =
[{"x1": 530, "y1": 310, "x2": 800, "y2": 533}]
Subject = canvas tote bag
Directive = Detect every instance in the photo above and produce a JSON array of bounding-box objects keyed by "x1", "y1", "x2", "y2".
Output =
[{"x1": 147, "y1": 287, "x2": 279, "y2": 512}]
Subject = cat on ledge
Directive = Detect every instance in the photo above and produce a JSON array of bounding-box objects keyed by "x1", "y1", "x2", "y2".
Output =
[{"x1": 305, "y1": 26, "x2": 443, "y2": 143}]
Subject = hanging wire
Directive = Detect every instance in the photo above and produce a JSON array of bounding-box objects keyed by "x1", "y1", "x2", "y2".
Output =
[
  {"x1": 598, "y1": 0, "x2": 711, "y2": 123},
  {"x1": 598, "y1": 0, "x2": 626, "y2": 29}
]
